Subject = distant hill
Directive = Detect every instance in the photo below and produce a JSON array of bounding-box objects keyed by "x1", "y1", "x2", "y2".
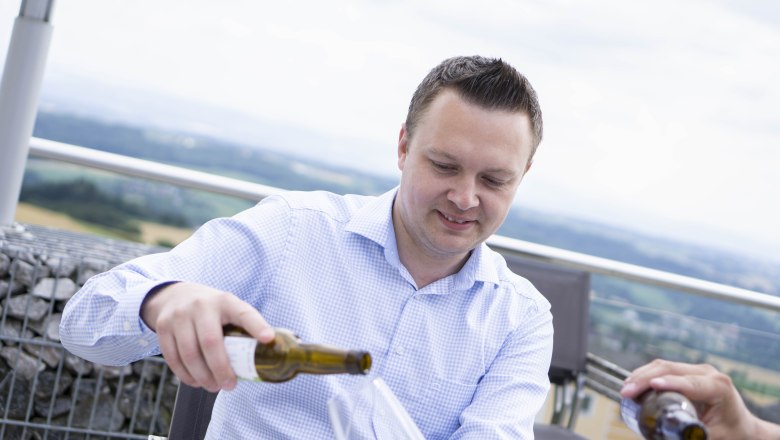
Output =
[{"x1": 32, "y1": 111, "x2": 398, "y2": 198}]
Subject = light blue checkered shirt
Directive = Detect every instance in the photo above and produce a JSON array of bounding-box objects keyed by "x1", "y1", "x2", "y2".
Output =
[{"x1": 61, "y1": 188, "x2": 552, "y2": 439}]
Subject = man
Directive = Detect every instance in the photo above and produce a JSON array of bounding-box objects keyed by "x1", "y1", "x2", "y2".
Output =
[
  {"x1": 61, "y1": 55, "x2": 552, "y2": 439},
  {"x1": 622, "y1": 359, "x2": 780, "y2": 440}
]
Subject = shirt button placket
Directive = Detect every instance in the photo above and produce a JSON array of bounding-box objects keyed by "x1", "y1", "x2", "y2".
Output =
[{"x1": 389, "y1": 290, "x2": 418, "y2": 360}]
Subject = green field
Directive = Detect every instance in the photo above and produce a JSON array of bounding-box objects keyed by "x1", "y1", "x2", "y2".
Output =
[{"x1": 16, "y1": 202, "x2": 193, "y2": 247}]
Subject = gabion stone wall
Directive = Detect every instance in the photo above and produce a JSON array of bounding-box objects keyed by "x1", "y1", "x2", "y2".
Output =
[{"x1": 0, "y1": 224, "x2": 177, "y2": 440}]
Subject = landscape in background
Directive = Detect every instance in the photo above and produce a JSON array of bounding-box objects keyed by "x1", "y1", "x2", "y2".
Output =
[{"x1": 18, "y1": 109, "x2": 780, "y2": 424}]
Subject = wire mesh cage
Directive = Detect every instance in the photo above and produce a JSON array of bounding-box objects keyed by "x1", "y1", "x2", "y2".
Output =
[{"x1": 0, "y1": 224, "x2": 175, "y2": 439}]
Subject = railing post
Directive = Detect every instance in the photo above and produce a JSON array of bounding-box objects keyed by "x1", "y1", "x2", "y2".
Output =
[{"x1": 0, "y1": 0, "x2": 55, "y2": 225}]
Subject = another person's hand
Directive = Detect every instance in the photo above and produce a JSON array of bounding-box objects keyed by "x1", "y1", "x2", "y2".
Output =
[
  {"x1": 141, "y1": 282, "x2": 275, "y2": 392},
  {"x1": 620, "y1": 359, "x2": 780, "y2": 439}
]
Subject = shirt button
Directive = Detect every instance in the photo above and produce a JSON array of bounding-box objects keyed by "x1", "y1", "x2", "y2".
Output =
[{"x1": 395, "y1": 346, "x2": 405, "y2": 355}]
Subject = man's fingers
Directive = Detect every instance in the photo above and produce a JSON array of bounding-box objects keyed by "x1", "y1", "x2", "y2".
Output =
[
  {"x1": 647, "y1": 375, "x2": 701, "y2": 397},
  {"x1": 223, "y1": 295, "x2": 275, "y2": 343},
  {"x1": 158, "y1": 331, "x2": 198, "y2": 387},
  {"x1": 621, "y1": 359, "x2": 729, "y2": 405},
  {"x1": 622, "y1": 359, "x2": 705, "y2": 397},
  {"x1": 175, "y1": 322, "x2": 223, "y2": 392},
  {"x1": 650, "y1": 368, "x2": 734, "y2": 406},
  {"x1": 196, "y1": 311, "x2": 237, "y2": 391},
  {"x1": 146, "y1": 282, "x2": 274, "y2": 391}
]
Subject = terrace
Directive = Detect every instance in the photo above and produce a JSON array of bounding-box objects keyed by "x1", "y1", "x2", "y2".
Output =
[
  {"x1": 1, "y1": 137, "x2": 778, "y2": 439},
  {"x1": 2, "y1": 1, "x2": 779, "y2": 439}
]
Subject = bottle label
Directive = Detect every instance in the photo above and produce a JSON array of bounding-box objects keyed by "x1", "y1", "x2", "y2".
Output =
[
  {"x1": 620, "y1": 398, "x2": 642, "y2": 435},
  {"x1": 224, "y1": 336, "x2": 260, "y2": 381}
]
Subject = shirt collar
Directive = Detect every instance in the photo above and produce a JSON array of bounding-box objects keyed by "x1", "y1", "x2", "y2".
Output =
[
  {"x1": 454, "y1": 243, "x2": 501, "y2": 289},
  {"x1": 346, "y1": 187, "x2": 502, "y2": 289},
  {"x1": 345, "y1": 187, "x2": 397, "y2": 248}
]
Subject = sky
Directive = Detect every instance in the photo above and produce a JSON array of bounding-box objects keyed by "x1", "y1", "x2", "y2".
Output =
[{"x1": 1, "y1": 0, "x2": 779, "y2": 260}]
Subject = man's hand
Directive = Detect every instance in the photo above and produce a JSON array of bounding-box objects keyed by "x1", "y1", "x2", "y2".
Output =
[
  {"x1": 620, "y1": 359, "x2": 779, "y2": 439},
  {"x1": 141, "y1": 282, "x2": 275, "y2": 392}
]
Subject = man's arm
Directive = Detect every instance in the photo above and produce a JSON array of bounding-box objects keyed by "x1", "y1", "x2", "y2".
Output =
[
  {"x1": 60, "y1": 196, "x2": 292, "y2": 391},
  {"x1": 59, "y1": 261, "x2": 177, "y2": 366}
]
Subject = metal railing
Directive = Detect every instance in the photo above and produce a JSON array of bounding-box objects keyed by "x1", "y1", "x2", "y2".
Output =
[{"x1": 28, "y1": 136, "x2": 780, "y2": 314}]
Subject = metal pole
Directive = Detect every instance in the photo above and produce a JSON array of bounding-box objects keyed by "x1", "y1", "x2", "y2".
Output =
[{"x1": 0, "y1": 0, "x2": 55, "y2": 225}]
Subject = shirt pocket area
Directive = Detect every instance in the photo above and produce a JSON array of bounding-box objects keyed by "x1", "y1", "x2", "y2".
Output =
[{"x1": 409, "y1": 374, "x2": 478, "y2": 439}]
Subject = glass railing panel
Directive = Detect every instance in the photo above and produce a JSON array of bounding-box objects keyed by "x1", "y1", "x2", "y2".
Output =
[
  {"x1": 19, "y1": 157, "x2": 256, "y2": 247},
  {"x1": 588, "y1": 275, "x2": 780, "y2": 426}
]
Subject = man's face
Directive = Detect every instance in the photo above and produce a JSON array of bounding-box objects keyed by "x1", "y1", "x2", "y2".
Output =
[{"x1": 393, "y1": 89, "x2": 535, "y2": 265}]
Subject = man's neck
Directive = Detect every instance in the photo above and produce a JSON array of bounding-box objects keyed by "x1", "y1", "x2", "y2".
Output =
[
  {"x1": 390, "y1": 198, "x2": 472, "y2": 288},
  {"x1": 398, "y1": 246, "x2": 471, "y2": 289}
]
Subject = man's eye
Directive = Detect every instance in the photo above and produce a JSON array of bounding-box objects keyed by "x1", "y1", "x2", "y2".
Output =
[
  {"x1": 483, "y1": 177, "x2": 506, "y2": 187},
  {"x1": 432, "y1": 161, "x2": 456, "y2": 172}
]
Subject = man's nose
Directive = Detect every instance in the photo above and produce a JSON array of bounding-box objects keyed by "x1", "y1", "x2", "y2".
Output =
[{"x1": 448, "y1": 178, "x2": 479, "y2": 211}]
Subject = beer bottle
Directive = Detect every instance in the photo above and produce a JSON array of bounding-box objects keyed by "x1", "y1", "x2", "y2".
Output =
[
  {"x1": 223, "y1": 325, "x2": 372, "y2": 382},
  {"x1": 621, "y1": 390, "x2": 708, "y2": 440}
]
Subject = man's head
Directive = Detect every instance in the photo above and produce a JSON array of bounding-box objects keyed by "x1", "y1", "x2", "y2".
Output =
[
  {"x1": 405, "y1": 55, "x2": 543, "y2": 157},
  {"x1": 393, "y1": 56, "x2": 542, "y2": 279}
]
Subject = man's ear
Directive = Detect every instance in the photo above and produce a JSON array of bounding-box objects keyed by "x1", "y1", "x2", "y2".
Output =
[
  {"x1": 398, "y1": 124, "x2": 409, "y2": 170},
  {"x1": 525, "y1": 159, "x2": 533, "y2": 174}
]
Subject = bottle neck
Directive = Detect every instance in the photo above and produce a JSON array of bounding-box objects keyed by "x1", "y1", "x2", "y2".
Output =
[
  {"x1": 659, "y1": 410, "x2": 708, "y2": 440},
  {"x1": 295, "y1": 344, "x2": 372, "y2": 375}
]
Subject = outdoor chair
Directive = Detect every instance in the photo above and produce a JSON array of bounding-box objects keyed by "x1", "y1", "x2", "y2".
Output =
[
  {"x1": 503, "y1": 255, "x2": 591, "y2": 439},
  {"x1": 167, "y1": 383, "x2": 218, "y2": 439}
]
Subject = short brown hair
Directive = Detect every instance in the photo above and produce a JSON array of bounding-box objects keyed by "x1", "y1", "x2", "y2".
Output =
[{"x1": 405, "y1": 56, "x2": 543, "y2": 155}]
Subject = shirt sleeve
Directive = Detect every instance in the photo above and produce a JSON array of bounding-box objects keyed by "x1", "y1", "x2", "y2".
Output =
[
  {"x1": 450, "y1": 301, "x2": 554, "y2": 439},
  {"x1": 59, "y1": 195, "x2": 293, "y2": 366}
]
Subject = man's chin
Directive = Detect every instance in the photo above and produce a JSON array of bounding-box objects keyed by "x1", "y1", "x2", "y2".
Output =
[{"x1": 433, "y1": 238, "x2": 479, "y2": 257}]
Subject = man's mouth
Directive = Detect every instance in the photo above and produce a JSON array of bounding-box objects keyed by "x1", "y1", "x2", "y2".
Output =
[
  {"x1": 444, "y1": 214, "x2": 467, "y2": 224},
  {"x1": 440, "y1": 211, "x2": 474, "y2": 225}
]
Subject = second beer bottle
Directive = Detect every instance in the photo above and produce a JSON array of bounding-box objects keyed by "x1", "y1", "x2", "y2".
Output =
[
  {"x1": 621, "y1": 389, "x2": 708, "y2": 440},
  {"x1": 223, "y1": 325, "x2": 372, "y2": 383}
]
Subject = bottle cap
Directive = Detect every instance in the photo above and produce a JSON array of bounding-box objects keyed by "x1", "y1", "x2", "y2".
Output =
[
  {"x1": 681, "y1": 423, "x2": 708, "y2": 440},
  {"x1": 346, "y1": 351, "x2": 372, "y2": 375}
]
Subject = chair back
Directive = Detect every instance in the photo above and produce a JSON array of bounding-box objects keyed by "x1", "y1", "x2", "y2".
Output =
[
  {"x1": 503, "y1": 254, "x2": 590, "y2": 438},
  {"x1": 504, "y1": 255, "x2": 591, "y2": 384}
]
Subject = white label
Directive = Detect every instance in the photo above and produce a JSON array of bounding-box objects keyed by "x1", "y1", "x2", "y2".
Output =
[
  {"x1": 619, "y1": 398, "x2": 641, "y2": 435},
  {"x1": 224, "y1": 336, "x2": 260, "y2": 381}
]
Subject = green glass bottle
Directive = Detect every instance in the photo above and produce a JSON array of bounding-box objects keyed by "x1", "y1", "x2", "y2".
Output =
[
  {"x1": 223, "y1": 325, "x2": 372, "y2": 383},
  {"x1": 621, "y1": 390, "x2": 708, "y2": 440}
]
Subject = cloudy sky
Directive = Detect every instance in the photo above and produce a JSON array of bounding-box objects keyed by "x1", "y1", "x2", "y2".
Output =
[{"x1": 1, "y1": 0, "x2": 778, "y2": 259}]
